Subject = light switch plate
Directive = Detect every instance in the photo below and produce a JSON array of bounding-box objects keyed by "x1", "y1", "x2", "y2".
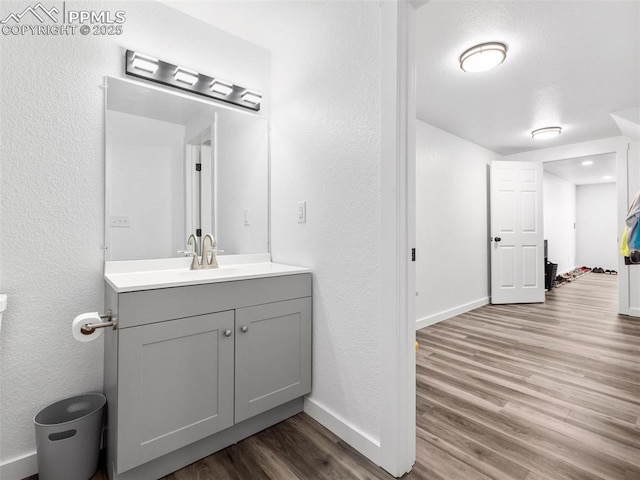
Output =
[
  {"x1": 297, "y1": 201, "x2": 306, "y2": 223},
  {"x1": 110, "y1": 215, "x2": 130, "y2": 228}
]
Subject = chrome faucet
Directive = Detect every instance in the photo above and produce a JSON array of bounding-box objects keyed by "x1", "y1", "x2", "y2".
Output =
[
  {"x1": 178, "y1": 234, "x2": 202, "y2": 270},
  {"x1": 201, "y1": 234, "x2": 219, "y2": 269}
]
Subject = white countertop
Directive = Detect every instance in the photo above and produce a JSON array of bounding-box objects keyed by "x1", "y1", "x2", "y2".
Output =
[{"x1": 104, "y1": 255, "x2": 311, "y2": 293}]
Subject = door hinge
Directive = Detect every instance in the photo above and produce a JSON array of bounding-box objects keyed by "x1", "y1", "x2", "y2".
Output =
[
  {"x1": 195, "y1": 163, "x2": 202, "y2": 172},
  {"x1": 411, "y1": 248, "x2": 416, "y2": 262},
  {"x1": 196, "y1": 229, "x2": 202, "y2": 237}
]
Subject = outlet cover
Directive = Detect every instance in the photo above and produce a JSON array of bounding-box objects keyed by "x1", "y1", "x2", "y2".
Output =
[
  {"x1": 297, "y1": 201, "x2": 306, "y2": 223},
  {"x1": 110, "y1": 215, "x2": 130, "y2": 228}
]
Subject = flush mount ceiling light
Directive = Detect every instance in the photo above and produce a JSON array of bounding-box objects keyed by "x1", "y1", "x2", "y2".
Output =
[
  {"x1": 531, "y1": 126, "x2": 562, "y2": 139},
  {"x1": 603, "y1": 175, "x2": 613, "y2": 180},
  {"x1": 459, "y1": 42, "x2": 507, "y2": 72},
  {"x1": 582, "y1": 160, "x2": 594, "y2": 166},
  {"x1": 174, "y1": 67, "x2": 199, "y2": 86},
  {"x1": 131, "y1": 52, "x2": 159, "y2": 74},
  {"x1": 124, "y1": 50, "x2": 261, "y2": 112},
  {"x1": 210, "y1": 79, "x2": 233, "y2": 96}
]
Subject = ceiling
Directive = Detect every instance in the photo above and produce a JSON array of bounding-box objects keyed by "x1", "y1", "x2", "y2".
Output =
[
  {"x1": 416, "y1": 0, "x2": 640, "y2": 155},
  {"x1": 543, "y1": 153, "x2": 617, "y2": 186},
  {"x1": 161, "y1": 1, "x2": 639, "y2": 157}
]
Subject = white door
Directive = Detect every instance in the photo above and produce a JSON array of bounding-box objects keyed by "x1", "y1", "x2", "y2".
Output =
[{"x1": 490, "y1": 161, "x2": 545, "y2": 304}]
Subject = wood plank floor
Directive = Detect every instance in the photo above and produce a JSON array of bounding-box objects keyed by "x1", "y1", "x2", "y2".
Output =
[
  {"x1": 31, "y1": 272, "x2": 639, "y2": 480},
  {"x1": 415, "y1": 273, "x2": 640, "y2": 480}
]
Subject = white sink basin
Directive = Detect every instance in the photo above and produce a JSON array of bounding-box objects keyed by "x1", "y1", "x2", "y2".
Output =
[{"x1": 104, "y1": 258, "x2": 310, "y2": 293}]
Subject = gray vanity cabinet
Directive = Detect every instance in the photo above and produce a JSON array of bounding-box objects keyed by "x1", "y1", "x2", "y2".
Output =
[
  {"x1": 235, "y1": 298, "x2": 312, "y2": 423},
  {"x1": 116, "y1": 311, "x2": 235, "y2": 473},
  {"x1": 104, "y1": 273, "x2": 312, "y2": 480}
]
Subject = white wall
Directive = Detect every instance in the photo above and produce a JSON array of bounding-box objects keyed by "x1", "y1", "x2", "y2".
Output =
[
  {"x1": 576, "y1": 183, "x2": 618, "y2": 270},
  {"x1": 266, "y1": 2, "x2": 383, "y2": 449},
  {"x1": 0, "y1": 2, "x2": 270, "y2": 476},
  {"x1": 107, "y1": 111, "x2": 186, "y2": 260},
  {"x1": 543, "y1": 172, "x2": 577, "y2": 273},
  {"x1": 415, "y1": 120, "x2": 498, "y2": 328}
]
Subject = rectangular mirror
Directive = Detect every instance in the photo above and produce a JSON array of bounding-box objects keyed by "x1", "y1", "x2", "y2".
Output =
[{"x1": 105, "y1": 77, "x2": 269, "y2": 261}]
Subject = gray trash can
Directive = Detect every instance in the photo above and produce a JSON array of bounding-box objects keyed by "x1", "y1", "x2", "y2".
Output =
[{"x1": 34, "y1": 393, "x2": 106, "y2": 480}]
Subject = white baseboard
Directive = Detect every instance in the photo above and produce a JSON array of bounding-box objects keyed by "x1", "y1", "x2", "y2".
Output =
[
  {"x1": 0, "y1": 451, "x2": 37, "y2": 480},
  {"x1": 416, "y1": 297, "x2": 489, "y2": 330},
  {"x1": 303, "y1": 397, "x2": 381, "y2": 466}
]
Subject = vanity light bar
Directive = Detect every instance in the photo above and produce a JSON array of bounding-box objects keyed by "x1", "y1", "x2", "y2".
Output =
[{"x1": 125, "y1": 50, "x2": 261, "y2": 112}]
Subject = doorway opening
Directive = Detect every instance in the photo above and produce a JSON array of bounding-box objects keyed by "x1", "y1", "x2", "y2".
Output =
[{"x1": 542, "y1": 152, "x2": 618, "y2": 299}]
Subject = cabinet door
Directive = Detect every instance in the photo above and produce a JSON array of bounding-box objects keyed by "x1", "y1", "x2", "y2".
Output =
[
  {"x1": 117, "y1": 311, "x2": 235, "y2": 473},
  {"x1": 235, "y1": 298, "x2": 312, "y2": 423}
]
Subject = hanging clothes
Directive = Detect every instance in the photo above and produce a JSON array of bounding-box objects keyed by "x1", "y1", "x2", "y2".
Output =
[
  {"x1": 626, "y1": 191, "x2": 640, "y2": 250},
  {"x1": 620, "y1": 226, "x2": 631, "y2": 257}
]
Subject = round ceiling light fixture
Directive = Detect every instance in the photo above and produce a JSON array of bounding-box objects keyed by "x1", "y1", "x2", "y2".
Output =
[
  {"x1": 459, "y1": 42, "x2": 507, "y2": 72},
  {"x1": 531, "y1": 126, "x2": 562, "y2": 139}
]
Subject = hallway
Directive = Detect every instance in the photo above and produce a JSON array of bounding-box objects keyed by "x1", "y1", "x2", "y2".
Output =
[{"x1": 416, "y1": 273, "x2": 640, "y2": 480}]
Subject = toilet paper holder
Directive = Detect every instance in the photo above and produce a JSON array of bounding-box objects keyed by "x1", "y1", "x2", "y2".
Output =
[{"x1": 80, "y1": 311, "x2": 117, "y2": 335}]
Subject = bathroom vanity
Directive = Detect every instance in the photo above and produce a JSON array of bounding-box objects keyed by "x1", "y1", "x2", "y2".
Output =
[
  {"x1": 102, "y1": 257, "x2": 312, "y2": 480},
  {"x1": 101, "y1": 76, "x2": 308, "y2": 479}
]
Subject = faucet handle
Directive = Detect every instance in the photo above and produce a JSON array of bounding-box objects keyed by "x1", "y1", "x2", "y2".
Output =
[{"x1": 177, "y1": 250, "x2": 196, "y2": 257}]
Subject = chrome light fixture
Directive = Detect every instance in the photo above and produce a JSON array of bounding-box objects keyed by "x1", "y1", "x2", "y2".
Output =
[
  {"x1": 174, "y1": 67, "x2": 199, "y2": 86},
  {"x1": 210, "y1": 79, "x2": 233, "y2": 96},
  {"x1": 124, "y1": 50, "x2": 261, "y2": 112},
  {"x1": 131, "y1": 52, "x2": 159, "y2": 74},
  {"x1": 531, "y1": 126, "x2": 562, "y2": 139},
  {"x1": 459, "y1": 42, "x2": 507, "y2": 72}
]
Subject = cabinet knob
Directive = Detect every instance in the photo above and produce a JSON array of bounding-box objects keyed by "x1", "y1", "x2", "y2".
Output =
[
  {"x1": 240, "y1": 326, "x2": 249, "y2": 333},
  {"x1": 224, "y1": 329, "x2": 232, "y2": 337}
]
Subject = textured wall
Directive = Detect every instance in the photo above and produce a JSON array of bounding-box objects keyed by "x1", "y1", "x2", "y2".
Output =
[
  {"x1": 0, "y1": 1, "x2": 269, "y2": 469},
  {"x1": 543, "y1": 172, "x2": 577, "y2": 273},
  {"x1": 415, "y1": 120, "x2": 497, "y2": 323},
  {"x1": 576, "y1": 183, "x2": 618, "y2": 270},
  {"x1": 267, "y1": 2, "x2": 383, "y2": 442}
]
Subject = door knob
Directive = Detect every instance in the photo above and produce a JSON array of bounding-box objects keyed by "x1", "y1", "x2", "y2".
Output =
[
  {"x1": 224, "y1": 329, "x2": 232, "y2": 337},
  {"x1": 240, "y1": 326, "x2": 249, "y2": 333},
  {"x1": 494, "y1": 237, "x2": 502, "y2": 242}
]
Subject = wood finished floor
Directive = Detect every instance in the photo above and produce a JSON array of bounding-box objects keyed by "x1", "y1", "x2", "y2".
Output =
[{"x1": 35, "y1": 272, "x2": 639, "y2": 480}]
